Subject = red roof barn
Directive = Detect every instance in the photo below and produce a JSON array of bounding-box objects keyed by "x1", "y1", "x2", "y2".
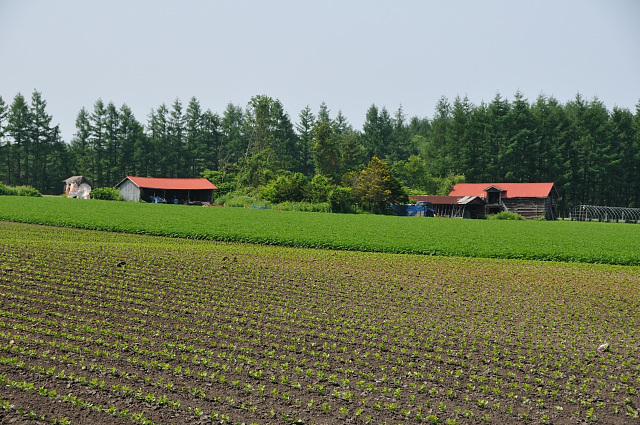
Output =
[
  {"x1": 115, "y1": 176, "x2": 217, "y2": 204},
  {"x1": 449, "y1": 182, "x2": 558, "y2": 220}
]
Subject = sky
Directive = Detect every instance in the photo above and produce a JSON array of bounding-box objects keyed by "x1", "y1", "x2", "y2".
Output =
[{"x1": 1, "y1": 0, "x2": 639, "y2": 142}]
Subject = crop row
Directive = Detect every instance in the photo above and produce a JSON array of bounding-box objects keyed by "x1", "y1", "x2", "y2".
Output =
[
  {"x1": 0, "y1": 222, "x2": 639, "y2": 424},
  {"x1": 2, "y1": 197, "x2": 640, "y2": 264}
]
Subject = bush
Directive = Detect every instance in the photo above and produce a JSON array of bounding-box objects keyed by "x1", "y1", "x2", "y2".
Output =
[
  {"x1": 328, "y1": 186, "x2": 354, "y2": 213},
  {"x1": 259, "y1": 172, "x2": 308, "y2": 204},
  {"x1": 0, "y1": 183, "x2": 41, "y2": 197},
  {"x1": 91, "y1": 187, "x2": 124, "y2": 201},
  {"x1": 16, "y1": 186, "x2": 42, "y2": 197},
  {"x1": 0, "y1": 183, "x2": 14, "y2": 196},
  {"x1": 308, "y1": 174, "x2": 333, "y2": 203},
  {"x1": 488, "y1": 211, "x2": 525, "y2": 220},
  {"x1": 274, "y1": 201, "x2": 331, "y2": 213},
  {"x1": 220, "y1": 194, "x2": 267, "y2": 208},
  {"x1": 201, "y1": 169, "x2": 237, "y2": 196}
]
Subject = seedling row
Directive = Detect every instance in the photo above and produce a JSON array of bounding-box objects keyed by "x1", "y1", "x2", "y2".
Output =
[{"x1": 0, "y1": 222, "x2": 638, "y2": 424}]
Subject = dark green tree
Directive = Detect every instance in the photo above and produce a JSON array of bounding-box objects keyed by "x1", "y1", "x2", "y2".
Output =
[
  {"x1": 339, "y1": 132, "x2": 364, "y2": 176},
  {"x1": 6, "y1": 93, "x2": 31, "y2": 186},
  {"x1": 565, "y1": 95, "x2": 610, "y2": 206},
  {"x1": 70, "y1": 107, "x2": 92, "y2": 179},
  {"x1": 29, "y1": 90, "x2": 56, "y2": 192},
  {"x1": 238, "y1": 95, "x2": 296, "y2": 188},
  {"x1": 47, "y1": 125, "x2": 72, "y2": 193},
  {"x1": 352, "y1": 156, "x2": 407, "y2": 213},
  {"x1": 184, "y1": 97, "x2": 203, "y2": 176},
  {"x1": 296, "y1": 105, "x2": 315, "y2": 177},
  {"x1": 312, "y1": 102, "x2": 340, "y2": 179},
  {"x1": 503, "y1": 91, "x2": 535, "y2": 182},
  {"x1": 148, "y1": 103, "x2": 170, "y2": 177},
  {"x1": 448, "y1": 95, "x2": 474, "y2": 176},
  {"x1": 427, "y1": 96, "x2": 452, "y2": 176},
  {"x1": 89, "y1": 99, "x2": 107, "y2": 186},
  {"x1": 118, "y1": 104, "x2": 145, "y2": 178},
  {"x1": 390, "y1": 105, "x2": 412, "y2": 161},
  {"x1": 485, "y1": 93, "x2": 511, "y2": 181},
  {"x1": 104, "y1": 102, "x2": 120, "y2": 185},
  {"x1": 199, "y1": 109, "x2": 222, "y2": 175},
  {"x1": 362, "y1": 104, "x2": 393, "y2": 160},
  {"x1": 0, "y1": 96, "x2": 8, "y2": 183},
  {"x1": 531, "y1": 95, "x2": 568, "y2": 209},
  {"x1": 307, "y1": 174, "x2": 332, "y2": 203},
  {"x1": 260, "y1": 171, "x2": 308, "y2": 203},
  {"x1": 466, "y1": 101, "x2": 490, "y2": 182},
  {"x1": 632, "y1": 101, "x2": 640, "y2": 207},
  {"x1": 333, "y1": 110, "x2": 352, "y2": 137},
  {"x1": 168, "y1": 98, "x2": 185, "y2": 177},
  {"x1": 220, "y1": 103, "x2": 245, "y2": 170},
  {"x1": 606, "y1": 106, "x2": 634, "y2": 206}
]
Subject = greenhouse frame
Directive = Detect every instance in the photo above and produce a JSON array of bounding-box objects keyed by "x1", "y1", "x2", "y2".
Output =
[{"x1": 569, "y1": 205, "x2": 640, "y2": 223}]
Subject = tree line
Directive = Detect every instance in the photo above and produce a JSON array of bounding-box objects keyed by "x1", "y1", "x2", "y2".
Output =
[{"x1": 1, "y1": 90, "x2": 639, "y2": 215}]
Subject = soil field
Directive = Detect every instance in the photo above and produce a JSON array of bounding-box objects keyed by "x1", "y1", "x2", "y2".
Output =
[{"x1": 0, "y1": 222, "x2": 638, "y2": 424}]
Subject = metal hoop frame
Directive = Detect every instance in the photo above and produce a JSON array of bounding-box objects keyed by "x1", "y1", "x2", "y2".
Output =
[{"x1": 570, "y1": 205, "x2": 640, "y2": 223}]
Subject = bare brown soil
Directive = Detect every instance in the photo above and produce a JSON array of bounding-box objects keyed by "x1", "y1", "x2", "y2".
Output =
[{"x1": 0, "y1": 222, "x2": 638, "y2": 424}]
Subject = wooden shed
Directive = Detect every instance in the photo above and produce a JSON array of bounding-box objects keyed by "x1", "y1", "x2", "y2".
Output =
[
  {"x1": 410, "y1": 195, "x2": 486, "y2": 218},
  {"x1": 449, "y1": 183, "x2": 558, "y2": 220},
  {"x1": 63, "y1": 176, "x2": 93, "y2": 199},
  {"x1": 115, "y1": 176, "x2": 217, "y2": 204}
]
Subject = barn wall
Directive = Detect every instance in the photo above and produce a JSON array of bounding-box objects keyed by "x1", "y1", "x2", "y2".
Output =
[
  {"x1": 118, "y1": 180, "x2": 141, "y2": 202},
  {"x1": 503, "y1": 198, "x2": 548, "y2": 220}
]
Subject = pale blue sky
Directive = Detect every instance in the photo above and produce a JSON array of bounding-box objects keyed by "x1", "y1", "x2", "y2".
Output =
[{"x1": 1, "y1": 0, "x2": 639, "y2": 141}]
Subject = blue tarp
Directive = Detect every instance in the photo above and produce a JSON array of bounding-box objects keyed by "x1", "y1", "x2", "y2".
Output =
[{"x1": 393, "y1": 204, "x2": 434, "y2": 217}]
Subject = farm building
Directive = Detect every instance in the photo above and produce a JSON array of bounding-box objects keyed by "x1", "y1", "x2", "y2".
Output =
[
  {"x1": 63, "y1": 176, "x2": 93, "y2": 199},
  {"x1": 410, "y1": 195, "x2": 486, "y2": 218},
  {"x1": 449, "y1": 182, "x2": 558, "y2": 220},
  {"x1": 409, "y1": 183, "x2": 559, "y2": 220},
  {"x1": 115, "y1": 176, "x2": 217, "y2": 204}
]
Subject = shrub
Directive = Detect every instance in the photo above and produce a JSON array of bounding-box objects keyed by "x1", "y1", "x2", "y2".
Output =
[
  {"x1": 0, "y1": 183, "x2": 15, "y2": 196},
  {"x1": 308, "y1": 174, "x2": 333, "y2": 203},
  {"x1": 274, "y1": 201, "x2": 331, "y2": 213},
  {"x1": 91, "y1": 187, "x2": 124, "y2": 201},
  {"x1": 16, "y1": 186, "x2": 42, "y2": 197},
  {"x1": 221, "y1": 194, "x2": 267, "y2": 208},
  {"x1": 328, "y1": 187, "x2": 354, "y2": 213},
  {"x1": 201, "y1": 170, "x2": 237, "y2": 196},
  {"x1": 0, "y1": 183, "x2": 41, "y2": 197},
  {"x1": 259, "y1": 172, "x2": 308, "y2": 204},
  {"x1": 488, "y1": 211, "x2": 525, "y2": 220}
]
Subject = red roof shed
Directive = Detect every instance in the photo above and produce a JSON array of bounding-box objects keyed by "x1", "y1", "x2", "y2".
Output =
[
  {"x1": 115, "y1": 176, "x2": 217, "y2": 204},
  {"x1": 449, "y1": 182, "x2": 558, "y2": 220}
]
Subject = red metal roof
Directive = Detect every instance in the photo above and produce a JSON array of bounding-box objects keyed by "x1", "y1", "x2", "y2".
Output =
[
  {"x1": 411, "y1": 195, "x2": 485, "y2": 205},
  {"x1": 119, "y1": 176, "x2": 217, "y2": 190},
  {"x1": 412, "y1": 195, "x2": 461, "y2": 204},
  {"x1": 449, "y1": 183, "x2": 556, "y2": 198}
]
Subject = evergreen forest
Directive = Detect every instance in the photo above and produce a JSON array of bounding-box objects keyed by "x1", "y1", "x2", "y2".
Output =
[{"x1": 1, "y1": 90, "x2": 639, "y2": 216}]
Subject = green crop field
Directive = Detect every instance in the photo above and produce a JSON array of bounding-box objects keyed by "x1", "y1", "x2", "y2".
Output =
[{"x1": 1, "y1": 196, "x2": 639, "y2": 265}]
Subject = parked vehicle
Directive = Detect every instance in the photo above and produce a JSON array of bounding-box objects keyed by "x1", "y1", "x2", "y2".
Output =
[{"x1": 148, "y1": 195, "x2": 167, "y2": 204}]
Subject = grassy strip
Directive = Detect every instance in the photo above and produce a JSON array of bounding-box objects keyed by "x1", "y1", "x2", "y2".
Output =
[{"x1": 1, "y1": 196, "x2": 639, "y2": 265}]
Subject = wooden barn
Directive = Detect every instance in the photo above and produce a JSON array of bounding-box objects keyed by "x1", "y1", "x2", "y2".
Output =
[
  {"x1": 449, "y1": 182, "x2": 559, "y2": 220},
  {"x1": 410, "y1": 195, "x2": 486, "y2": 218},
  {"x1": 115, "y1": 176, "x2": 217, "y2": 204},
  {"x1": 63, "y1": 175, "x2": 93, "y2": 199}
]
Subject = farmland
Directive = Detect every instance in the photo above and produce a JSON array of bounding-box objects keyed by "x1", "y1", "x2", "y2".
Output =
[
  {"x1": 1, "y1": 196, "x2": 640, "y2": 265},
  {"x1": 0, "y1": 221, "x2": 639, "y2": 424}
]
